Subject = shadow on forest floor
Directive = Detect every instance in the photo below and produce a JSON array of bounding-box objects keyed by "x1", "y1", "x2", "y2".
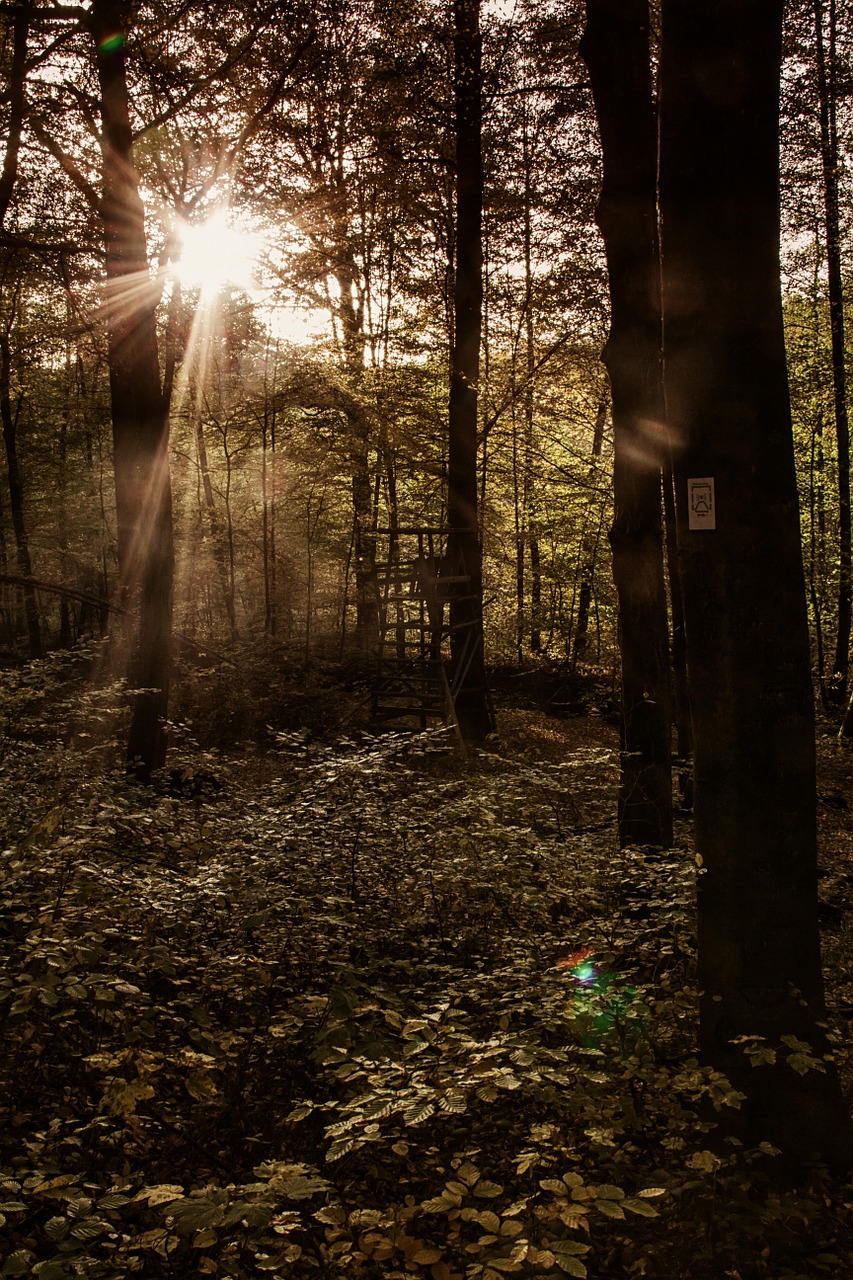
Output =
[{"x1": 1, "y1": 650, "x2": 852, "y2": 1278}]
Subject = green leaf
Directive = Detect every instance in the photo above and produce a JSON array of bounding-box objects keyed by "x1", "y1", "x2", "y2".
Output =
[
  {"x1": 44, "y1": 1215, "x2": 69, "y2": 1241},
  {"x1": 594, "y1": 1184, "x2": 625, "y2": 1200},
  {"x1": 594, "y1": 1199, "x2": 624, "y2": 1219},
  {"x1": 456, "y1": 1161, "x2": 480, "y2": 1186},
  {"x1": 34, "y1": 1263, "x2": 69, "y2": 1280},
  {"x1": 314, "y1": 1205, "x2": 346, "y2": 1225},
  {"x1": 186, "y1": 1069, "x2": 219, "y2": 1101},
  {"x1": 326, "y1": 1137, "x2": 357, "y2": 1162},
  {"x1": 99, "y1": 1078, "x2": 155, "y2": 1118},
  {"x1": 412, "y1": 1247, "x2": 443, "y2": 1264},
  {"x1": 473, "y1": 1180, "x2": 503, "y2": 1199},
  {"x1": 404, "y1": 1099, "x2": 435, "y2": 1126},
  {"x1": 168, "y1": 1196, "x2": 226, "y2": 1236},
  {"x1": 69, "y1": 1218, "x2": 109, "y2": 1241},
  {"x1": 421, "y1": 1195, "x2": 458, "y2": 1214},
  {"x1": 3, "y1": 1252, "x2": 35, "y2": 1278},
  {"x1": 276, "y1": 1175, "x2": 332, "y2": 1201},
  {"x1": 135, "y1": 1184, "x2": 184, "y2": 1206},
  {"x1": 554, "y1": 1257, "x2": 587, "y2": 1277},
  {"x1": 438, "y1": 1091, "x2": 467, "y2": 1113},
  {"x1": 552, "y1": 1242, "x2": 591, "y2": 1257},
  {"x1": 443, "y1": 1181, "x2": 469, "y2": 1198},
  {"x1": 622, "y1": 1197, "x2": 659, "y2": 1218},
  {"x1": 361, "y1": 1096, "x2": 393, "y2": 1121}
]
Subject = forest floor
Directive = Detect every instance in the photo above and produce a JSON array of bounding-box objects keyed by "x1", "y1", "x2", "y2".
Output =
[{"x1": 2, "y1": 647, "x2": 853, "y2": 1279}]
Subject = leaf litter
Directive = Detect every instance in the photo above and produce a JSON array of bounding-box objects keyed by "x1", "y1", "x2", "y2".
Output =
[{"x1": 0, "y1": 653, "x2": 852, "y2": 1276}]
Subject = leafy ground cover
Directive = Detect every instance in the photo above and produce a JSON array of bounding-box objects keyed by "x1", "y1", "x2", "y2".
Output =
[{"x1": 2, "y1": 647, "x2": 853, "y2": 1278}]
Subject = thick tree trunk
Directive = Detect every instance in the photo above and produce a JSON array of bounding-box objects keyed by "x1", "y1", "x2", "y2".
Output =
[
  {"x1": 814, "y1": 0, "x2": 851, "y2": 708},
  {"x1": 91, "y1": 0, "x2": 173, "y2": 781},
  {"x1": 581, "y1": 0, "x2": 673, "y2": 848},
  {"x1": 447, "y1": 0, "x2": 494, "y2": 742},
  {"x1": 659, "y1": 0, "x2": 852, "y2": 1168}
]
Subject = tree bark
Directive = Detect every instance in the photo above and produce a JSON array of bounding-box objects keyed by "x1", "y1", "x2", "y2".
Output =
[
  {"x1": 572, "y1": 400, "x2": 607, "y2": 669},
  {"x1": 0, "y1": 0, "x2": 30, "y2": 230},
  {"x1": 814, "y1": 0, "x2": 851, "y2": 709},
  {"x1": 447, "y1": 0, "x2": 494, "y2": 742},
  {"x1": 659, "y1": 0, "x2": 852, "y2": 1168},
  {"x1": 335, "y1": 237, "x2": 378, "y2": 654},
  {"x1": 581, "y1": 0, "x2": 673, "y2": 848},
  {"x1": 0, "y1": 330, "x2": 41, "y2": 656},
  {"x1": 662, "y1": 456, "x2": 691, "y2": 763},
  {"x1": 90, "y1": 0, "x2": 173, "y2": 781},
  {"x1": 0, "y1": 0, "x2": 39, "y2": 657}
]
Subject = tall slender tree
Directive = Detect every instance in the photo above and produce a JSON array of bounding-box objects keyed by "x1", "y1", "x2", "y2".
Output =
[
  {"x1": 0, "y1": 0, "x2": 41, "y2": 657},
  {"x1": 581, "y1": 0, "x2": 673, "y2": 848},
  {"x1": 813, "y1": 0, "x2": 851, "y2": 709},
  {"x1": 659, "y1": 0, "x2": 852, "y2": 1166},
  {"x1": 446, "y1": 0, "x2": 494, "y2": 742}
]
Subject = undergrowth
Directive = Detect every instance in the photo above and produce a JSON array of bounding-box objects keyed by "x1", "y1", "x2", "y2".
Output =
[{"x1": 1, "y1": 647, "x2": 852, "y2": 1278}]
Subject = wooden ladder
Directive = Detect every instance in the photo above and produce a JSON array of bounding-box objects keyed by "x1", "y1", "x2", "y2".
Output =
[{"x1": 370, "y1": 529, "x2": 470, "y2": 732}]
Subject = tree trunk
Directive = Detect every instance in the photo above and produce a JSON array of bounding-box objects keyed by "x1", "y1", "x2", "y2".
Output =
[
  {"x1": 581, "y1": 0, "x2": 673, "y2": 848},
  {"x1": 0, "y1": 330, "x2": 41, "y2": 656},
  {"x1": 262, "y1": 340, "x2": 278, "y2": 637},
  {"x1": 516, "y1": 111, "x2": 543, "y2": 660},
  {"x1": 0, "y1": 0, "x2": 39, "y2": 657},
  {"x1": 447, "y1": 0, "x2": 494, "y2": 742},
  {"x1": 572, "y1": 400, "x2": 607, "y2": 669},
  {"x1": 0, "y1": 0, "x2": 30, "y2": 230},
  {"x1": 193, "y1": 400, "x2": 235, "y2": 637},
  {"x1": 335, "y1": 251, "x2": 378, "y2": 655},
  {"x1": 659, "y1": 0, "x2": 852, "y2": 1168},
  {"x1": 810, "y1": 409, "x2": 829, "y2": 711},
  {"x1": 814, "y1": 0, "x2": 851, "y2": 708},
  {"x1": 662, "y1": 456, "x2": 692, "y2": 763},
  {"x1": 90, "y1": 0, "x2": 173, "y2": 781}
]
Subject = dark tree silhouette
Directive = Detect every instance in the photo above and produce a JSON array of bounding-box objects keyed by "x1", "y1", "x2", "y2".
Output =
[
  {"x1": 90, "y1": 0, "x2": 174, "y2": 780},
  {"x1": 581, "y1": 0, "x2": 673, "y2": 848},
  {"x1": 659, "y1": 0, "x2": 852, "y2": 1167},
  {"x1": 446, "y1": 0, "x2": 494, "y2": 743}
]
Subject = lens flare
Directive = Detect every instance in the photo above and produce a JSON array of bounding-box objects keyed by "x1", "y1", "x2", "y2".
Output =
[
  {"x1": 98, "y1": 33, "x2": 126, "y2": 55},
  {"x1": 172, "y1": 210, "x2": 262, "y2": 298}
]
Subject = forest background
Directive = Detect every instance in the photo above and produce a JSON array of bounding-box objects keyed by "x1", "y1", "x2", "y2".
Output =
[
  {"x1": 4, "y1": 0, "x2": 853, "y2": 1278},
  {"x1": 0, "y1": 0, "x2": 849, "y2": 719}
]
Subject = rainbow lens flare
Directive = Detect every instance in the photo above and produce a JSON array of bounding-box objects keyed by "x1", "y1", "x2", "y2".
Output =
[{"x1": 98, "y1": 33, "x2": 126, "y2": 55}]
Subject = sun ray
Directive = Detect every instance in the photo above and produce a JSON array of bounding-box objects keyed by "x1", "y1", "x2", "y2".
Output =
[{"x1": 172, "y1": 209, "x2": 262, "y2": 298}]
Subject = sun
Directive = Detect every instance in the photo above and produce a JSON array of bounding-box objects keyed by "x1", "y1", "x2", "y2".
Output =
[{"x1": 172, "y1": 210, "x2": 262, "y2": 297}]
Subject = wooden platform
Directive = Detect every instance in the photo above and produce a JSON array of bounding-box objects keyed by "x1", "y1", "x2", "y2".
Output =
[{"x1": 369, "y1": 528, "x2": 476, "y2": 733}]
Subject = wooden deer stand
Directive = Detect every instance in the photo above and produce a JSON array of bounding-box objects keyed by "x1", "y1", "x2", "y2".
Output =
[{"x1": 369, "y1": 527, "x2": 483, "y2": 739}]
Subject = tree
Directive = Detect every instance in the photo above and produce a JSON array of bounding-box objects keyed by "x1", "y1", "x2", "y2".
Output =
[
  {"x1": 89, "y1": 0, "x2": 174, "y2": 780},
  {"x1": 0, "y1": 0, "x2": 41, "y2": 658},
  {"x1": 813, "y1": 0, "x2": 851, "y2": 708},
  {"x1": 659, "y1": 0, "x2": 852, "y2": 1166},
  {"x1": 581, "y1": 0, "x2": 673, "y2": 848},
  {"x1": 446, "y1": 0, "x2": 494, "y2": 742}
]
